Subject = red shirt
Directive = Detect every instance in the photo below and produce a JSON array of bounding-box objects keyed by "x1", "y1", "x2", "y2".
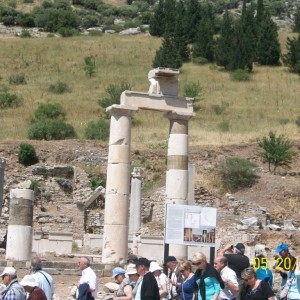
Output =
[{"x1": 28, "y1": 287, "x2": 47, "y2": 300}]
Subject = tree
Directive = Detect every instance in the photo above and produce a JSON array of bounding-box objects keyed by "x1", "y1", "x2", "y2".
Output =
[
  {"x1": 183, "y1": 0, "x2": 201, "y2": 43},
  {"x1": 84, "y1": 56, "x2": 96, "y2": 77},
  {"x1": 256, "y1": 11, "x2": 281, "y2": 65},
  {"x1": 294, "y1": 5, "x2": 300, "y2": 32},
  {"x1": 257, "y1": 131, "x2": 297, "y2": 174},
  {"x1": 283, "y1": 35, "x2": 300, "y2": 75},
  {"x1": 149, "y1": 0, "x2": 165, "y2": 36},
  {"x1": 152, "y1": 36, "x2": 182, "y2": 69}
]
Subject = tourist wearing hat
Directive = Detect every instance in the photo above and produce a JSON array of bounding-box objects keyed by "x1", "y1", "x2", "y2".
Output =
[
  {"x1": 273, "y1": 243, "x2": 297, "y2": 293},
  {"x1": 126, "y1": 264, "x2": 141, "y2": 299},
  {"x1": 164, "y1": 256, "x2": 183, "y2": 300},
  {"x1": 150, "y1": 262, "x2": 169, "y2": 300},
  {"x1": 0, "y1": 267, "x2": 26, "y2": 300},
  {"x1": 218, "y1": 243, "x2": 250, "y2": 300},
  {"x1": 135, "y1": 257, "x2": 160, "y2": 300},
  {"x1": 20, "y1": 275, "x2": 47, "y2": 300},
  {"x1": 112, "y1": 267, "x2": 133, "y2": 300}
]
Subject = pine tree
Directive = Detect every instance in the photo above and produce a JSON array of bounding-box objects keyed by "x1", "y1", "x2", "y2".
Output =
[
  {"x1": 283, "y1": 35, "x2": 300, "y2": 75},
  {"x1": 152, "y1": 36, "x2": 182, "y2": 69},
  {"x1": 163, "y1": 0, "x2": 177, "y2": 37},
  {"x1": 256, "y1": 11, "x2": 281, "y2": 65},
  {"x1": 149, "y1": 0, "x2": 165, "y2": 37},
  {"x1": 183, "y1": 0, "x2": 201, "y2": 43},
  {"x1": 294, "y1": 5, "x2": 300, "y2": 32}
]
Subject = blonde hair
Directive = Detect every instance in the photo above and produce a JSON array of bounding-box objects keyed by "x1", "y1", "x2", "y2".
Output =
[
  {"x1": 241, "y1": 267, "x2": 257, "y2": 280},
  {"x1": 179, "y1": 260, "x2": 193, "y2": 272},
  {"x1": 192, "y1": 252, "x2": 207, "y2": 264}
]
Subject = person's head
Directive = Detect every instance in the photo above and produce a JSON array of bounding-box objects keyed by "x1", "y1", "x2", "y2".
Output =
[
  {"x1": 149, "y1": 261, "x2": 163, "y2": 277},
  {"x1": 31, "y1": 257, "x2": 42, "y2": 272},
  {"x1": 135, "y1": 257, "x2": 150, "y2": 276},
  {"x1": 234, "y1": 243, "x2": 245, "y2": 254},
  {"x1": 78, "y1": 256, "x2": 90, "y2": 271},
  {"x1": 178, "y1": 260, "x2": 193, "y2": 278},
  {"x1": 276, "y1": 243, "x2": 289, "y2": 258},
  {"x1": 241, "y1": 267, "x2": 257, "y2": 287},
  {"x1": 0, "y1": 267, "x2": 17, "y2": 286},
  {"x1": 126, "y1": 264, "x2": 139, "y2": 283},
  {"x1": 20, "y1": 275, "x2": 37, "y2": 293},
  {"x1": 112, "y1": 267, "x2": 126, "y2": 283},
  {"x1": 164, "y1": 256, "x2": 178, "y2": 272},
  {"x1": 214, "y1": 256, "x2": 227, "y2": 272},
  {"x1": 127, "y1": 254, "x2": 138, "y2": 264},
  {"x1": 192, "y1": 252, "x2": 207, "y2": 270}
]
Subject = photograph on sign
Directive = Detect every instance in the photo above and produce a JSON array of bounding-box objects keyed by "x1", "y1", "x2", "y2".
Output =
[{"x1": 165, "y1": 204, "x2": 216, "y2": 246}]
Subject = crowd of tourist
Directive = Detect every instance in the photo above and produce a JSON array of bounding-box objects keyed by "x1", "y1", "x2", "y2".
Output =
[{"x1": 0, "y1": 243, "x2": 299, "y2": 300}]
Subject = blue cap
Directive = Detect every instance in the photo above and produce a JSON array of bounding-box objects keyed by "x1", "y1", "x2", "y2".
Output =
[
  {"x1": 275, "y1": 243, "x2": 288, "y2": 253},
  {"x1": 112, "y1": 267, "x2": 126, "y2": 278}
]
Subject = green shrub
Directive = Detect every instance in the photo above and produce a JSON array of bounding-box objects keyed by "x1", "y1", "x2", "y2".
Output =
[
  {"x1": 28, "y1": 119, "x2": 76, "y2": 140},
  {"x1": 219, "y1": 156, "x2": 257, "y2": 191},
  {"x1": 98, "y1": 82, "x2": 131, "y2": 109},
  {"x1": 88, "y1": 30, "x2": 102, "y2": 36},
  {"x1": 218, "y1": 120, "x2": 230, "y2": 132},
  {"x1": 18, "y1": 143, "x2": 39, "y2": 166},
  {"x1": 211, "y1": 102, "x2": 229, "y2": 115},
  {"x1": 84, "y1": 119, "x2": 110, "y2": 140},
  {"x1": 257, "y1": 131, "x2": 297, "y2": 174},
  {"x1": 34, "y1": 103, "x2": 66, "y2": 121},
  {"x1": 19, "y1": 29, "x2": 31, "y2": 38},
  {"x1": 84, "y1": 56, "x2": 96, "y2": 77},
  {"x1": 295, "y1": 116, "x2": 300, "y2": 128},
  {"x1": 0, "y1": 90, "x2": 22, "y2": 108},
  {"x1": 9, "y1": 73, "x2": 27, "y2": 85},
  {"x1": 23, "y1": 0, "x2": 34, "y2": 3},
  {"x1": 230, "y1": 69, "x2": 252, "y2": 81},
  {"x1": 48, "y1": 81, "x2": 70, "y2": 94},
  {"x1": 90, "y1": 176, "x2": 106, "y2": 190},
  {"x1": 192, "y1": 56, "x2": 209, "y2": 65},
  {"x1": 183, "y1": 81, "x2": 204, "y2": 112},
  {"x1": 58, "y1": 27, "x2": 79, "y2": 37}
]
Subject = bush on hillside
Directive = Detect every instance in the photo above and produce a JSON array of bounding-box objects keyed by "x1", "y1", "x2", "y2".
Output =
[
  {"x1": 9, "y1": 73, "x2": 27, "y2": 85},
  {"x1": 18, "y1": 143, "x2": 38, "y2": 166},
  {"x1": 219, "y1": 156, "x2": 257, "y2": 191},
  {"x1": 28, "y1": 119, "x2": 76, "y2": 140},
  {"x1": 183, "y1": 81, "x2": 204, "y2": 112},
  {"x1": 34, "y1": 103, "x2": 66, "y2": 121},
  {"x1": 84, "y1": 56, "x2": 96, "y2": 77},
  {"x1": 84, "y1": 119, "x2": 110, "y2": 141},
  {"x1": 0, "y1": 90, "x2": 22, "y2": 109},
  {"x1": 230, "y1": 69, "x2": 252, "y2": 81},
  {"x1": 48, "y1": 81, "x2": 70, "y2": 94},
  {"x1": 90, "y1": 176, "x2": 106, "y2": 190}
]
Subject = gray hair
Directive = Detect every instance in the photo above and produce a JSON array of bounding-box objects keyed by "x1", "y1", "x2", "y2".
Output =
[
  {"x1": 241, "y1": 267, "x2": 257, "y2": 280},
  {"x1": 80, "y1": 256, "x2": 91, "y2": 267},
  {"x1": 31, "y1": 257, "x2": 42, "y2": 271}
]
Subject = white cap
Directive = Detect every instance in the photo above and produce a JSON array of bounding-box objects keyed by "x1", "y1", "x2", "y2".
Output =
[
  {"x1": 126, "y1": 264, "x2": 138, "y2": 275},
  {"x1": 20, "y1": 275, "x2": 37, "y2": 287},
  {"x1": 0, "y1": 267, "x2": 16, "y2": 277},
  {"x1": 149, "y1": 262, "x2": 163, "y2": 273}
]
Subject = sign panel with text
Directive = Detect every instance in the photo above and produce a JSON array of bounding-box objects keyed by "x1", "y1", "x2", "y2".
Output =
[{"x1": 165, "y1": 204, "x2": 216, "y2": 246}]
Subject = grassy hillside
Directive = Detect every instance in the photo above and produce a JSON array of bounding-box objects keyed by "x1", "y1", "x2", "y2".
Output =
[{"x1": 0, "y1": 33, "x2": 299, "y2": 147}]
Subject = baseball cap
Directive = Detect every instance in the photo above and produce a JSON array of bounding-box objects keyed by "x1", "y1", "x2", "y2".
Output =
[
  {"x1": 20, "y1": 275, "x2": 37, "y2": 287},
  {"x1": 126, "y1": 264, "x2": 138, "y2": 275},
  {"x1": 164, "y1": 256, "x2": 177, "y2": 265},
  {"x1": 135, "y1": 257, "x2": 150, "y2": 267},
  {"x1": 112, "y1": 267, "x2": 126, "y2": 278},
  {"x1": 149, "y1": 262, "x2": 163, "y2": 273},
  {"x1": 275, "y1": 243, "x2": 289, "y2": 253},
  {"x1": 235, "y1": 243, "x2": 245, "y2": 253},
  {"x1": 0, "y1": 267, "x2": 16, "y2": 277}
]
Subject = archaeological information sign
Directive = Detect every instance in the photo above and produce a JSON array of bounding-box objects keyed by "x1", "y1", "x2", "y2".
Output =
[{"x1": 165, "y1": 204, "x2": 217, "y2": 246}]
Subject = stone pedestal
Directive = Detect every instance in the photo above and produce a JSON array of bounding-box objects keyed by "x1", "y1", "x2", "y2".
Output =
[
  {"x1": 102, "y1": 105, "x2": 137, "y2": 264},
  {"x1": 165, "y1": 111, "x2": 194, "y2": 259},
  {"x1": 129, "y1": 167, "x2": 144, "y2": 235},
  {"x1": 6, "y1": 188, "x2": 34, "y2": 261},
  {"x1": 0, "y1": 158, "x2": 6, "y2": 216}
]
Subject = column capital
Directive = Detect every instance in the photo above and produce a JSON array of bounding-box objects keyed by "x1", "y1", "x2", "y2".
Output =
[
  {"x1": 131, "y1": 167, "x2": 144, "y2": 178},
  {"x1": 106, "y1": 104, "x2": 138, "y2": 117},
  {"x1": 164, "y1": 111, "x2": 195, "y2": 121},
  {"x1": 0, "y1": 158, "x2": 6, "y2": 168}
]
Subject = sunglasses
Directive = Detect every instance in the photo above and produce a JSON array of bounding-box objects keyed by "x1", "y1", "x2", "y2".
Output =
[
  {"x1": 192, "y1": 261, "x2": 203, "y2": 266},
  {"x1": 179, "y1": 269, "x2": 185, "y2": 273},
  {"x1": 1, "y1": 274, "x2": 8, "y2": 280}
]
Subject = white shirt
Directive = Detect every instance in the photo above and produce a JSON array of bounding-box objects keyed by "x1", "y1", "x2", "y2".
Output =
[
  {"x1": 156, "y1": 273, "x2": 169, "y2": 300},
  {"x1": 79, "y1": 266, "x2": 99, "y2": 297},
  {"x1": 219, "y1": 266, "x2": 238, "y2": 300},
  {"x1": 169, "y1": 267, "x2": 180, "y2": 299},
  {"x1": 135, "y1": 277, "x2": 143, "y2": 300},
  {"x1": 32, "y1": 271, "x2": 55, "y2": 300}
]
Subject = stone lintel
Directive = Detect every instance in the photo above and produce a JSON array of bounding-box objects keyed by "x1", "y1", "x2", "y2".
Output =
[
  {"x1": 165, "y1": 110, "x2": 195, "y2": 121},
  {"x1": 148, "y1": 67, "x2": 179, "y2": 79},
  {"x1": 106, "y1": 104, "x2": 138, "y2": 116},
  {"x1": 120, "y1": 91, "x2": 193, "y2": 113}
]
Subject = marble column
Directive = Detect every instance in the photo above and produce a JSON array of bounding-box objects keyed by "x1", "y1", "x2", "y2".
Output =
[
  {"x1": 6, "y1": 188, "x2": 34, "y2": 261},
  {"x1": 165, "y1": 111, "x2": 194, "y2": 259},
  {"x1": 102, "y1": 104, "x2": 138, "y2": 264},
  {"x1": 0, "y1": 158, "x2": 6, "y2": 216},
  {"x1": 187, "y1": 163, "x2": 196, "y2": 205},
  {"x1": 129, "y1": 167, "x2": 144, "y2": 235}
]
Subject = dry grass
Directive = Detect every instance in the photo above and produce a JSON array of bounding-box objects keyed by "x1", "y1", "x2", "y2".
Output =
[{"x1": 0, "y1": 33, "x2": 299, "y2": 146}]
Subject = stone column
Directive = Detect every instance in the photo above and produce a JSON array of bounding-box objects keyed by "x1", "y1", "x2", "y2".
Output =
[
  {"x1": 165, "y1": 111, "x2": 194, "y2": 259},
  {"x1": 129, "y1": 167, "x2": 144, "y2": 235},
  {"x1": 102, "y1": 105, "x2": 138, "y2": 264},
  {"x1": 187, "y1": 163, "x2": 196, "y2": 205},
  {"x1": 6, "y1": 188, "x2": 34, "y2": 261},
  {"x1": 0, "y1": 158, "x2": 6, "y2": 216}
]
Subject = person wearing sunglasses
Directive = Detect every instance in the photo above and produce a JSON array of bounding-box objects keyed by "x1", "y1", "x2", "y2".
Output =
[
  {"x1": 177, "y1": 261, "x2": 195, "y2": 300},
  {"x1": 240, "y1": 267, "x2": 275, "y2": 300},
  {"x1": 192, "y1": 252, "x2": 224, "y2": 300}
]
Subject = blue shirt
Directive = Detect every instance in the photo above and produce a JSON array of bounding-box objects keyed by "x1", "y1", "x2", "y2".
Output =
[
  {"x1": 196, "y1": 276, "x2": 220, "y2": 300},
  {"x1": 256, "y1": 266, "x2": 273, "y2": 286}
]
